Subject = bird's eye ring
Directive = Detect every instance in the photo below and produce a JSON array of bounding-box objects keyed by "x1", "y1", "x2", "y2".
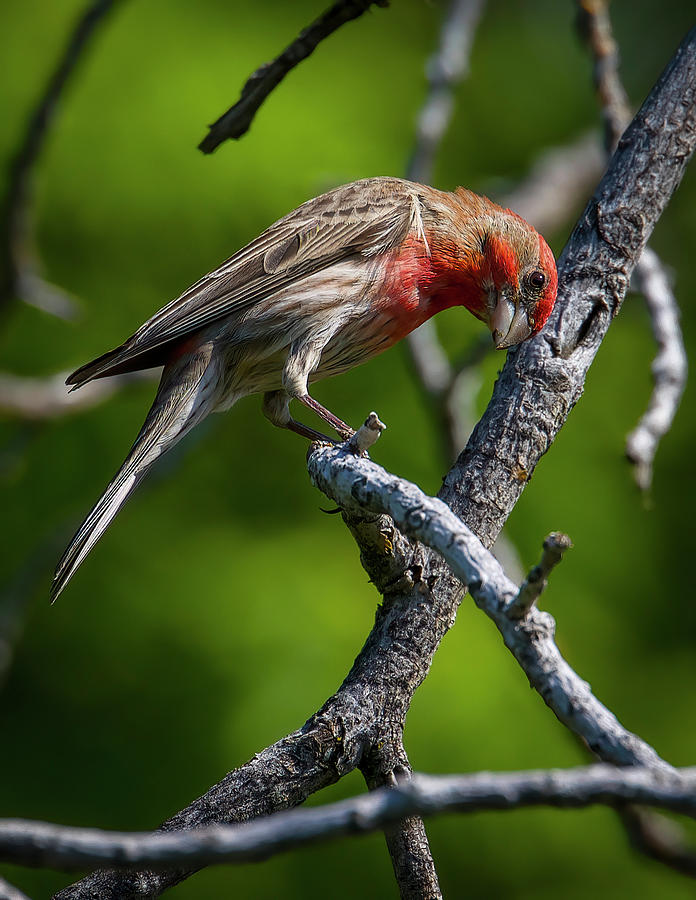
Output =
[{"x1": 528, "y1": 270, "x2": 546, "y2": 290}]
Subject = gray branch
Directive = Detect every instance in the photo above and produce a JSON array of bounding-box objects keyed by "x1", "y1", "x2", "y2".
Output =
[
  {"x1": 56, "y1": 25, "x2": 696, "y2": 900},
  {"x1": 406, "y1": 0, "x2": 485, "y2": 185},
  {"x1": 0, "y1": 0, "x2": 119, "y2": 317},
  {"x1": 508, "y1": 532, "x2": 572, "y2": 620},
  {"x1": 577, "y1": 0, "x2": 688, "y2": 490},
  {"x1": 198, "y1": 0, "x2": 386, "y2": 154},
  {"x1": 308, "y1": 442, "x2": 667, "y2": 769},
  {"x1": 625, "y1": 243, "x2": 688, "y2": 491},
  {"x1": 2, "y1": 767, "x2": 695, "y2": 872}
]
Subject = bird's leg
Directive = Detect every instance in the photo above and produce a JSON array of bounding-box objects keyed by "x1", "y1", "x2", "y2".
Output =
[
  {"x1": 262, "y1": 390, "x2": 337, "y2": 443},
  {"x1": 296, "y1": 393, "x2": 354, "y2": 440},
  {"x1": 281, "y1": 337, "x2": 355, "y2": 440}
]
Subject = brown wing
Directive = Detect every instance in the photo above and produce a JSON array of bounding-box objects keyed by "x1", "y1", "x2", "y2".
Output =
[{"x1": 68, "y1": 178, "x2": 419, "y2": 387}]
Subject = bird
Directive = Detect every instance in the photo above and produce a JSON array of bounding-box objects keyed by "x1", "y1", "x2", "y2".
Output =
[{"x1": 51, "y1": 176, "x2": 558, "y2": 601}]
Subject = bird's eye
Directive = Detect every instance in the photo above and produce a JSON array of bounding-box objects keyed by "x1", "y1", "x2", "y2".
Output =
[{"x1": 528, "y1": 270, "x2": 546, "y2": 290}]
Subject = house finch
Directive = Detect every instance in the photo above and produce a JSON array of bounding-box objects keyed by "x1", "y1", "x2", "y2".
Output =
[{"x1": 52, "y1": 176, "x2": 557, "y2": 600}]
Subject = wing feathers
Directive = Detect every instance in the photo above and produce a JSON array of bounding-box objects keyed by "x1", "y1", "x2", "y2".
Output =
[{"x1": 69, "y1": 178, "x2": 419, "y2": 388}]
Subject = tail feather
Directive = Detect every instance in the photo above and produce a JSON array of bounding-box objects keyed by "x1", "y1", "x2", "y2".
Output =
[
  {"x1": 52, "y1": 341, "x2": 219, "y2": 602},
  {"x1": 66, "y1": 341, "x2": 175, "y2": 389},
  {"x1": 51, "y1": 458, "x2": 150, "y2": 603}
]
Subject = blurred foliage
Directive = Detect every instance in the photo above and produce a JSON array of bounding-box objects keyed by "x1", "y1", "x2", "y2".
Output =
[{"x1": 1, "y1": 0, "x2": 695, "y2": 897}]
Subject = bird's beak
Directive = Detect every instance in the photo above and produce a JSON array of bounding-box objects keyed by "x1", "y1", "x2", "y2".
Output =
[{"x1": 490, "y1": 296, "x2": 533, "y2": 350}]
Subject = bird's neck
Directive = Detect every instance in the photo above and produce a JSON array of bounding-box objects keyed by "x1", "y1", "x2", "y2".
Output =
[{"x1": 419, "y1": 232, "x2": 491, "y2": 322}]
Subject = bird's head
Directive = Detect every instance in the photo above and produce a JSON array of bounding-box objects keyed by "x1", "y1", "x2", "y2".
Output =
[
  {"x1": 422, "y1": 189, "x2": 558, "y2": 350},
  {"x1": 477, "y1": 211, "x2": 558, "y2": 350}
]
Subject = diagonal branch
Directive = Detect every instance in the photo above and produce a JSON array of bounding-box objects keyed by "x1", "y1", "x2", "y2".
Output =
[
  {"x1": 198, "y1": 0, "x2": 387, "y2": 154},
  {"x1": 308, "y1": 442, "x2": 667, "y2": 769}
]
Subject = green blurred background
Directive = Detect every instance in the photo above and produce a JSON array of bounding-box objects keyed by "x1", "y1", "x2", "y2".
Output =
[{"x1": 1, "y1": 0, "x2": 695, "y2": 897}]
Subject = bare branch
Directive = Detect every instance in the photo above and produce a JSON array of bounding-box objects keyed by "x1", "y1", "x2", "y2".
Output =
[
  {"x1": 625, "y1": 250, "x2": 688, "y2": 491},
  {"x1": 577, "y1": 0, "x2": 688, "y2": 491},
  {"x1": 0, "y1": 0, "x2": 119, "y2": 317},
  {"x1": 309, "y1": 444, "x2": 667, "y2": 769},
  {"x1": 198, "y1": 0, "x2": 387, "y2": 154},
  {"x1": 361, "y1": 756, "x2": 442, "y2": 900},
  {"x1": 6, "y1": 767, "x2": 696, "y2": 873},
  {"x1": 0, "y1": 370, "x2": 155, "y2": 420},
  {"x1": 508, "y1": 532, "x2": 572, "y2": 621},
  {"x1": 576, "y1": 0, "x2": 631, "y2": 152}
]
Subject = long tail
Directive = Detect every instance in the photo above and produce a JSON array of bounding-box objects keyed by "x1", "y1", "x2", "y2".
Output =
[{"x1": 51, "y1": 342, "x2": 219, "y2": 602}]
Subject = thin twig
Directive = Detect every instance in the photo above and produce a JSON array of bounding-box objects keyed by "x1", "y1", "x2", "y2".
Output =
[
  {"x1": 577, "y1": 0, "x2": 688, "y2": 491},
  {"x1": 508, "y1": 532, "x2": 572, "y2": 620},
  {"x1": 576, "y1": 0, "x2": 631, "y2": 152},
  {"x1": 0, "y1": 0, "x2": 119, "y2": 317},
  {"x1": 4, "y1": 767, "x2": 695, "y2": 872},
  {"x1": 625, "y1": 249, "x2": 687, "y2": 490},
  {"x1": 198, "y1": 0, "x2": 387, "y2": 154},
  {"x1": 361, "y1": 755, "x2": 442, "y2": 900}
]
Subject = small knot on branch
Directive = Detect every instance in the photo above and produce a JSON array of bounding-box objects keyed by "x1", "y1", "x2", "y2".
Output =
[
  {"x1": 347, "y1": 412, "x2": 386, "y2": 454},
  {"x1": 507, "y1": 532, "x2": 573, "y2": 620}
]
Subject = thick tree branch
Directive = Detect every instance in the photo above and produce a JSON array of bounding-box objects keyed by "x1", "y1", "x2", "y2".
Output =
[
  {"x1": 198, "y1": 0, "x2": 387, "y2": 154},
  {"x1": 0, "y1": 0, "x2": 119, "y2": 317},
  {"x1": 56, "y1": 26, "x2": 696, "y2": 900},
  {"x1": 6, "y1": 767, "x2": 696, "y2": 873},
  {"x1": 308, "y1": 442, "x2": 667, "y2": 768}
]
